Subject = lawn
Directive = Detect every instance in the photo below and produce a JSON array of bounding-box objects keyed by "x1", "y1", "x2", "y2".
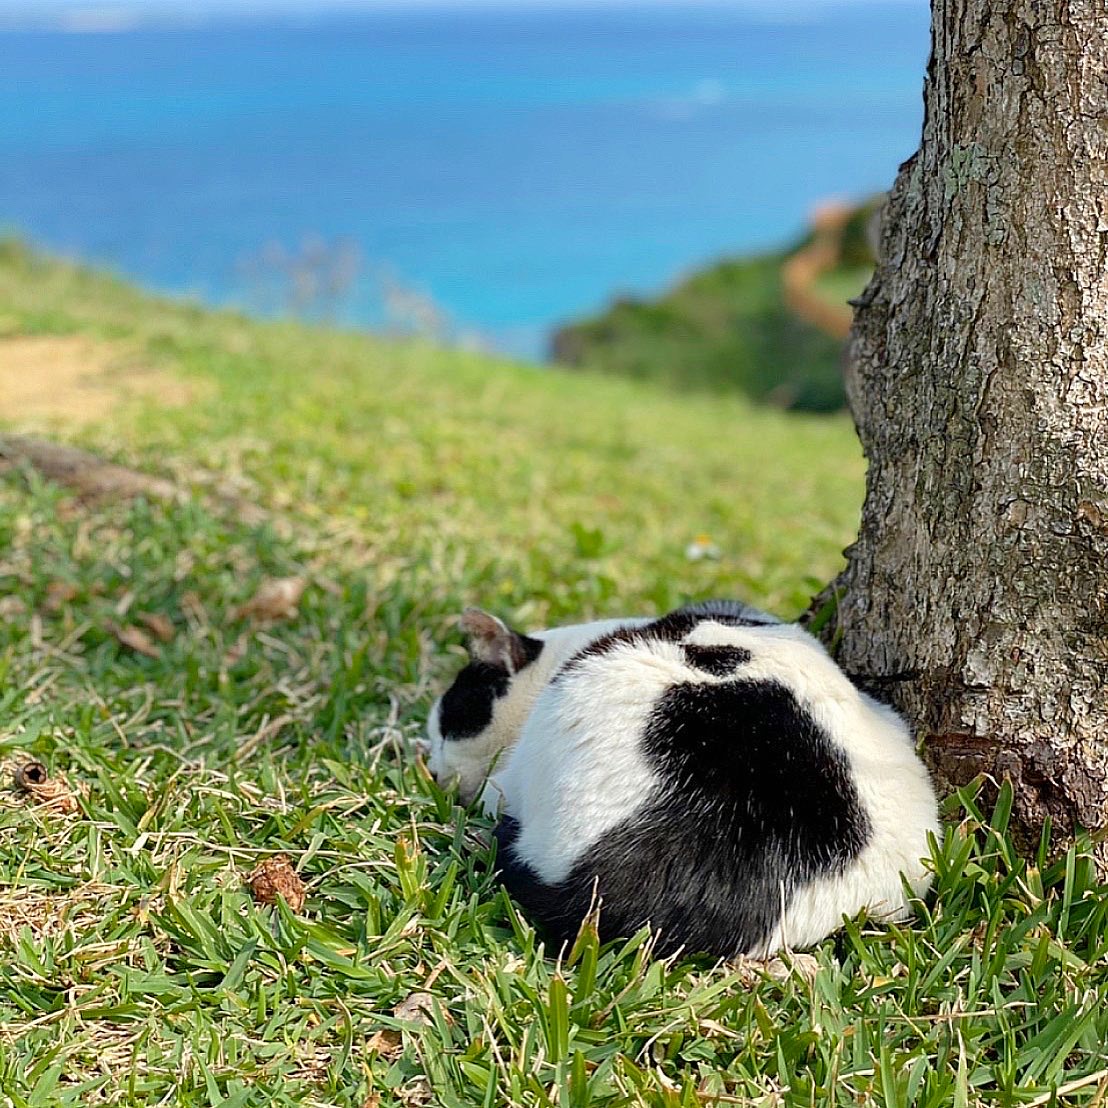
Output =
[{"x1": 1, "y1": 244, "x2": 1107, "y2": 1106}]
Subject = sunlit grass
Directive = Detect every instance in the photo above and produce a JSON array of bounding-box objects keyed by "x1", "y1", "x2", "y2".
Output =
[{"x1": 2, "y1": 246, "x2": 1107, "y2": 1106}]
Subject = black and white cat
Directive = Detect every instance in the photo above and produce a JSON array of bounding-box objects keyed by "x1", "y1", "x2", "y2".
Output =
[{"x1": 425, "y1": 601, "x2": 939, "y2": 959}]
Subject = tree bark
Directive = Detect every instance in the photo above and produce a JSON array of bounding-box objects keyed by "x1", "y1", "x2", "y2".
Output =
[{"x1": 828, "y1": 1, "x2": 1108, "y2": 863}]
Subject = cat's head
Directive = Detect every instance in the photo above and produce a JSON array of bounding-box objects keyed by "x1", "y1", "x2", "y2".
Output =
[{"x1": 424, "y1": 608, "x2": 546, "y2": 803}]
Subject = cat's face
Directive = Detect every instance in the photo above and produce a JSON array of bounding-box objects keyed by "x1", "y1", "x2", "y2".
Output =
[{"x1": 424, "y1": 609, "x2": 545, "y2": 803}]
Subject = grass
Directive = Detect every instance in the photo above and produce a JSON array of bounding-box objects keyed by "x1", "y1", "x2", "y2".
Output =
[{"x1": 2, "y1": 243, "x2": 1108, "y2": 1106}]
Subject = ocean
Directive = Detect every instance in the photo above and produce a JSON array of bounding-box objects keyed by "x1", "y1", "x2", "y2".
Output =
[{"x1": 0, "y1": 2, "x2": 929, "y2": 358}]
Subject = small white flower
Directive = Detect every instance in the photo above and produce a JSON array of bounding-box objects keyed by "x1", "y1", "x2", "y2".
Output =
[{"x1": 685, "y1": 534, "x2": 721, "y2": 561}]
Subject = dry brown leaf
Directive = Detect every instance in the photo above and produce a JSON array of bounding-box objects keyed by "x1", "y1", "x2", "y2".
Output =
[
  {"x1": 43, "y1": 581, "x2": 79, "y2": 613},
  {"x1": 12, "y1": 761, "x2": 80, "y2": 815},
  {"x1": 233, "y1": 576, "x2": 307, "y2": 622},
  {"x1": 365, "y1": 1029, "x2": 403, "y2": 1060},
  {"x1": 106, "y1": 620, "x2": 161, "y2": 659},
  {"x1": 398, "y1": 1077, "x2": 433, "y2": 1107},
  {"x1": 393, "y1": 991, "x2": 436, "y2": 1024},
  {"x1": 774, "y1": 952, "x2": 820, "y2": 983},
  {"x1": 246, "y1": 854, "x2": 306, "y2": 912},
  {"x1": 136, "y1": 611, "x2": 175, "y2": 643},
  {"x1": 362, "y1": 1095, "x2": 383, "y2": 1108}
]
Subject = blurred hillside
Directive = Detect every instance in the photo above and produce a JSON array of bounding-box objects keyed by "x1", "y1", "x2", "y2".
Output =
[{"x1": 550, "y1": 195, "x2": 883, "y2": 412}]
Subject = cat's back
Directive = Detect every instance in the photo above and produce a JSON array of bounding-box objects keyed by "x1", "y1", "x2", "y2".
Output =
[
  {"x1": 497, "y1": 613, "x2": 869, "y2": 878},
  {"x1": 490, "y1": 608, "x2": 938, "y2": 957}
]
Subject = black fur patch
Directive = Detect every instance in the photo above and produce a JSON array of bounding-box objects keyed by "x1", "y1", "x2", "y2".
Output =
[
  {"x1": 558, "y1": 610, "x2": 704, "y2": 678},
  {"x1": 559, "y1": 602, "x2": 770, "y2": 682},
  {"x1": 439, "y1": 635, "x2": 544, "y2": 740},
  {"x1": 682, "y1": 644, "x2": 752, "y2": 676},
  {"x1": 494, "y1": 679, "x2": 871, "y2": 957},
  {"x1": 511, "y1": 633, "x2": 544, "y2": 671},
  {"x1": 557, "y1": 624, "x2": 656, "y2": 675},
  {"x1": 438, "y1": 661, "x2": 511, "y2": 739}
]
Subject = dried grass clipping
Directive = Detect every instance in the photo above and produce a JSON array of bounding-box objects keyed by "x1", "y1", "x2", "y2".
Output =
[
  {"x1": 731, "y1": 951, "x2": 820, "y2": 987},
  {"x1": 0, "y1": 596, "x2": 26, "y2": 620},
  {"x1": 246, "y1": 854, "x2": 306, "y2": 912}
]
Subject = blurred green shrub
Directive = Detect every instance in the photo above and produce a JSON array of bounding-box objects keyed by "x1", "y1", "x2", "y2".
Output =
[{"x1": 550, "y1": 197, "x2": 884, "y2": 413}]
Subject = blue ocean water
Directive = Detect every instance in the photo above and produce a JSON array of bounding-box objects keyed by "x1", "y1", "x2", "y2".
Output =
[{"x1": 0, "y1": 3, "x2": 929, "y2": 357}]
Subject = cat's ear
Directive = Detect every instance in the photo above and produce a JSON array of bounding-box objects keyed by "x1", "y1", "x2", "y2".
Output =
[{"x1": 460, "y1": 608, "x2": 541, "y2": 673}]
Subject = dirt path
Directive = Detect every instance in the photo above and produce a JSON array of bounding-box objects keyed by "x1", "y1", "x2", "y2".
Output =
[
  {"x1": 780, "y1": 202, "x2": 855, "y2": 340},
  {"x1": 0, "y1": 334, "x2": 194, "y2": 427}
]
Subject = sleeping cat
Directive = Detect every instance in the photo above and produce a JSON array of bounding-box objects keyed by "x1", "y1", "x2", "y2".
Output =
[{"x1": 424, "y1": 601, "x2": 939, "y2": 959}]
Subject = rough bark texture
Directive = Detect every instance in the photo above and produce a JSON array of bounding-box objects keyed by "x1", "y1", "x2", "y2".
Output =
[{"x1": 830, "y1": 1, "x2": 1108, "y2": 863}]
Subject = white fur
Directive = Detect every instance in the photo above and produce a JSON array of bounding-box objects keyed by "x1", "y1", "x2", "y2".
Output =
[
  {"x1": 486, "y1": 634, "x2": 685, "y2": 880},
  {"x1": 504, "y1": 620, "x2": 935, "y2": 953},
  {"x1": 716, "y1": 625, "x2": 938, "y2": 953}
]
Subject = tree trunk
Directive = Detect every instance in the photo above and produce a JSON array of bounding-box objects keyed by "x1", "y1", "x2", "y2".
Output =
[{"x1": 828, "y1": 1, "x2": 1108, "y2": 864}]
